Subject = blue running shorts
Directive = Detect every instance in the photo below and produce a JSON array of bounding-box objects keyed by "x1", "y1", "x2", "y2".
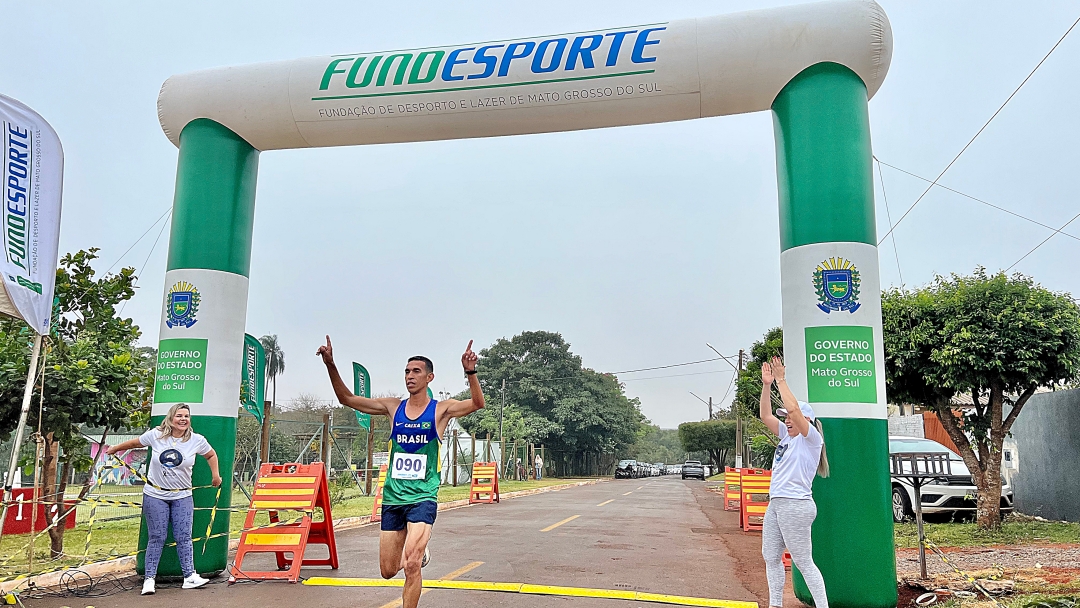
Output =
[{"x1": 380, "y1": 501, "x2": 438, "y2": 531}]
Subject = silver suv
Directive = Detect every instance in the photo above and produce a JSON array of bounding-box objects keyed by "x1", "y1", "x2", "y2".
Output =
[{"x1": 682, "y1": 460, "x2": 705, "y2": 480}]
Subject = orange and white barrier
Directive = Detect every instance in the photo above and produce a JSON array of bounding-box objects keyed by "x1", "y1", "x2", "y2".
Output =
[
  {"x1": 739, "y1": 468, "x2": 771, "y2": 532},
  {"x1": 231, "y1": 462, "x2": 339, "y2": 583},
  {"x1": 469, "y1": 462, "x2": 500, "y2": 504}
]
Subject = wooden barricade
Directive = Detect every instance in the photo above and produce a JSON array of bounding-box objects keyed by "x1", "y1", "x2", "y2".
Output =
[
  {"x1": 230, "y1": 462, "x2": 338, "y2": 583},
  {"x1": 723, "y1": 467, "x2": 741, "y2": 512},
  {"x1": 469, "y1": 461, "x2": 500, "y2": 504},
  {"x1": 740, "y1": 468, "x2": 771, "y2": 532},
  {"x1": 370, "y1": 464, "x2": 388, "y2": 522}
]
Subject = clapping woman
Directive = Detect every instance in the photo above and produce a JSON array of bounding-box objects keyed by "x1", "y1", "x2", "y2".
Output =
[
  {"x1": 107, "y1": 403, "x2": 221, "y2": 595},
  {"x1": 759, "y1": 357, "x2": 831, "y2": 608}
]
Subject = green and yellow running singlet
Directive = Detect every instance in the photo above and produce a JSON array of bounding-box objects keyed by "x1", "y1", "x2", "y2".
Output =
[{"x1": 382, "y1": 399, "x2": 441, "y2": 505}]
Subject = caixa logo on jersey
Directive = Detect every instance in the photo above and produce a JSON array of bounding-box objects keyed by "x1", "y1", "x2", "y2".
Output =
[
  {"x1": 4, "y1": 121, "x2": 35, "y2": 286},
  {"x1": 317, "y1": 26, "x2": 666, "y2": 94}
]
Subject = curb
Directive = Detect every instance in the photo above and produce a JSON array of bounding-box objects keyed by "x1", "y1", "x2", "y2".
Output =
[{"x1": 2, "y1": 478, "x2": 605, "y2": 593}]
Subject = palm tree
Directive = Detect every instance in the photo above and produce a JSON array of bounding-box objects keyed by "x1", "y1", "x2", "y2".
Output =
[{"x1": 260, "y1": 334, "x2": 285, "y2": 416}]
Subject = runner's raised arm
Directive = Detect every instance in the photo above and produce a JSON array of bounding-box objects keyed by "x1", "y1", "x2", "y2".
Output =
[
  {"x1": 317, "y1": 335, "x2": 398, "y2": 416},
  {"x1": 437, "y1": 340, "x2": 485, "y2": 424}
]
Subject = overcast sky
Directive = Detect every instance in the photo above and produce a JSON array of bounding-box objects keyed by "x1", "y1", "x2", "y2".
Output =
[{"x1": 4, "y1": 1, "x2": 1078, "y2": 429}]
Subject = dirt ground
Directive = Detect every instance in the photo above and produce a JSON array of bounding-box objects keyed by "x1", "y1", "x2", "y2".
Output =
[{"x1": 896, "y1": 544, "x2": 1080, "y2": 606}]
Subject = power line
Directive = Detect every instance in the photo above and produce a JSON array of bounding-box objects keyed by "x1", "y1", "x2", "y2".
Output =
[
  {"x1": 1006, "y1": 210, "x2": 1080, "y2": 272},
  {"x1": 619, "y1": 368, "x2": 731, "y2": 382},
  {"x1": 119, "y1": 210, "x2": 172, "y2": 316},
  {"x1": 875, "y1": 158, "x2": 1080, "y2": 243},
  {"x1": 611, "y1": 357, "x2": 726, "y2": 374},
  {"x1": 135, "y1": 211, "x2": 171, "y2": 281},
  {"x1": 877, "y1": 12, "x2": 1080, "y2": 246},
  {"x1": 505, "y1": 354, "x2": 738, "y2": 385},
  {"x1": 875, "y1": 159, "x2": 905, "y2": 288},
  {"x1": 105, "y1": 206, "x2": 172, "y2": 274},
  {"x1": 717, "y1": 371, "x2": 737, "y2": 405}
]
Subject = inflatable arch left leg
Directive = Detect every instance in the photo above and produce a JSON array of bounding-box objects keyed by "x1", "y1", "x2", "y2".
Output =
[{"x1": 138, "y1": 119, "x2": 258, "y2": 576}]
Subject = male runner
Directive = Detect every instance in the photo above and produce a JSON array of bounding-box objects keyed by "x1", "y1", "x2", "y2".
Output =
[{"x1": 316, "y1": 336, "x2": 484, "y2": 608}]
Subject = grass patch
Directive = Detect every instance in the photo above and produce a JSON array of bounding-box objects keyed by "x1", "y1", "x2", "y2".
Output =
[
  {"x1": 895, "y1": 514, "x2": 1080, "y2": 549},
  {"x1": 0, "y1": 478, "x2": 592, "y2": 578}
]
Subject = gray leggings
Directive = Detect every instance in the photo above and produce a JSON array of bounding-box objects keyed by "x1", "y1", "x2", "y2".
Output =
[
  {"x1": 143, "y1": 495, "x2": 195, "y2": 579},
  {"x1": 762, "y1": 497, "x2": 828, "y2": 608}
]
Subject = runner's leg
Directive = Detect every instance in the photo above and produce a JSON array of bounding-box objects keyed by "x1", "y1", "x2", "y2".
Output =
[
  {"x1": 401, "y1": 522, "x2": 432, "y2": 608},
  {"x1": 379, "y1": 529, "x2": 407, "y2": 579}
]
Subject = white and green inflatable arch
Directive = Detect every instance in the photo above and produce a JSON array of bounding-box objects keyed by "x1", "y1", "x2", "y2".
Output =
[{"x1": 148, "y1": 1, "x2": 895, "y2": 604}]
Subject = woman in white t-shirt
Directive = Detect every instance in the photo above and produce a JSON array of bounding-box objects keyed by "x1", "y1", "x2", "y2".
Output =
[
  {"x1": 108, "y1": 403, "x2": 221, "y2": 595},
  {"x1": 759, "y1": 357, "x2": 831, "y2": 608}
]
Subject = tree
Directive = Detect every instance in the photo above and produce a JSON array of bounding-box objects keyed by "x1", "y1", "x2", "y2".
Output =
[
  {"x1": 0, "y1": 249, "x2": 152, "y2": 557},
  {"x1": 728, "y1": 326, "x2": 785, "y2": 460},
  {"x1": 259, "y1": 334, "x2": 285, "y2": 415},
  {"x1": 627, "y1": 424, "x2": 684, "y2": 464},
  {"x1": 677, "y1": 420, "x2": 736, "y2": 470},
  {"x1": 732, "y1": 327, "x2": 784, "y2": 421},
  {"x1": 883, "y1": 268, "x2": 1080, "y2": 529},
  {"x1": 456, "y1": 331, "x2": 645, "y2": 475}
]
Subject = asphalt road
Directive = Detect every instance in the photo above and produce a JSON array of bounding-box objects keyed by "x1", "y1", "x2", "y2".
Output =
[{"x1": 27, "y1": 477, "x2": 777, "y2": 608}]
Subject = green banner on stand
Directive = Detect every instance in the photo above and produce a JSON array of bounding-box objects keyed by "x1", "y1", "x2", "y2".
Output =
[
  {"x1": 241, "y1": 334, "x2": 266, "y2": 421},
  {"x1": 353, "y1": 362, "x2": 371, "y2": 429}
]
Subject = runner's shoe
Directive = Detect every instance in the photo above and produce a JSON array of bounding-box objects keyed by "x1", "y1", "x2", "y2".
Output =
[
  {"x1": 142, "y1": 578, "x2": 155, "y2": 595},
  {"x1": 421, "y1": 548, "x2": 430, "y2": 568}
]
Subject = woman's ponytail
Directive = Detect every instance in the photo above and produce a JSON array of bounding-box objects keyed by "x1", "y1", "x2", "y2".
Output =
[{"x1": 815, "y1": 419, "x2": 830, "y2": 478}]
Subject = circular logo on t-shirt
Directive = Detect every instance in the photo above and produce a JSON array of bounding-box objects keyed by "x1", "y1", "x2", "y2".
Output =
[
  {"x1": 159, "y1": 449, "x2": 183, "y2": 468},
  {"x1": 774, "y1": 443, "x2": 790, "y2": 465}
]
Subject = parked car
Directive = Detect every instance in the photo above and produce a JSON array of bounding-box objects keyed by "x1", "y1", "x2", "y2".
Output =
[
  {"x1": 682, "y1": 460, "x2": 705, "y2": 480},
  {"x1": 615, "y1": 459, "x2": 639, "y2": 479},
  {"x1": 889, "y1": 436, "x2": 1014, "y2": 523}
]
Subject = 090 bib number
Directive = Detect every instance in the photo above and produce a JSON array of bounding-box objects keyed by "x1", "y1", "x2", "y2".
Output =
[{"x1": 391, "y1": 452, "x2": 427, "y2": 481}]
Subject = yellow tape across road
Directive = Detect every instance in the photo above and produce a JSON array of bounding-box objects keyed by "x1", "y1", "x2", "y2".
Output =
[{"x1": 303, "y1": 577, "x2": 758, "y2": 608}]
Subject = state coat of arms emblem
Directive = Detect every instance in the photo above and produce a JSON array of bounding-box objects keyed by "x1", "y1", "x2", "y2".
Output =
[
  {"x1": 813, "y1": 258, "x2": 861, "y2": 314},
  {"x1": 165, "y1": 281, "x2": 200, "y2": 328}
]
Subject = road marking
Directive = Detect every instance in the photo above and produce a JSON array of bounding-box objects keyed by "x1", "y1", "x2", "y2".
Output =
[
  {"x1": 375, "y1": 561, "x2": 483, "y2": 608},
  {"x1": 305, "y1": 577, "x2": 758, "y2": 607},
  {"x1": 637, "y1": 486, "x2": 645, "y2": 490},
  {"x1": 596, "y1": 499, "x2": 615, "y2": 507},
  {"x1": 623, "y1": 491, "x2": 633, "y2": 496},
  {"x1": 540, "y1": 514, "x2": 580, "y2": 532}
]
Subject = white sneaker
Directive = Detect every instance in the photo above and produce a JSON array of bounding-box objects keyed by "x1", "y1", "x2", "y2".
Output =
[
  {"x1": 141, "y1": 578, "x2": 155, "y2": 595},
  {"x1": 421, "y1": 548, "x2": 430, "y2": 569},
  {"x1": 182, "y1": 573, "x2": 209, "y2": 589}
]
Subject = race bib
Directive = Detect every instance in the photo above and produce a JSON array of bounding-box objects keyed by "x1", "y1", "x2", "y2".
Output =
[{"x1": 391, "y1": 452, "x2": 427, "y2": 480}]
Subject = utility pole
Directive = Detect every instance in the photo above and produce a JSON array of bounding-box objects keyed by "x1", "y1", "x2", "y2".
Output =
[
  {"x1": 365, "y1": 417, "x2": 375, "y2": 494},
  {"x1": 321, "y1": 413, "x2": 331, "y2": 475},
  {"x1": 689, "y1": 391, "x2": 712, "y2": 420},
  {"x1": 258, "y1": 399, "x2": 272, "y2": 470},
  {"x1": 500, "y1": 379, "x2": 506, "y2": 476},
  {"x1": 735, "y1": 349, "x2": 745, "y2": 469}
]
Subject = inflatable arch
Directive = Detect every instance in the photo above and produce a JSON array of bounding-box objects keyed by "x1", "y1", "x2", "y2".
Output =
[{"x1": 147, "y1": 1, "x2": 895, "y2": 605}]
